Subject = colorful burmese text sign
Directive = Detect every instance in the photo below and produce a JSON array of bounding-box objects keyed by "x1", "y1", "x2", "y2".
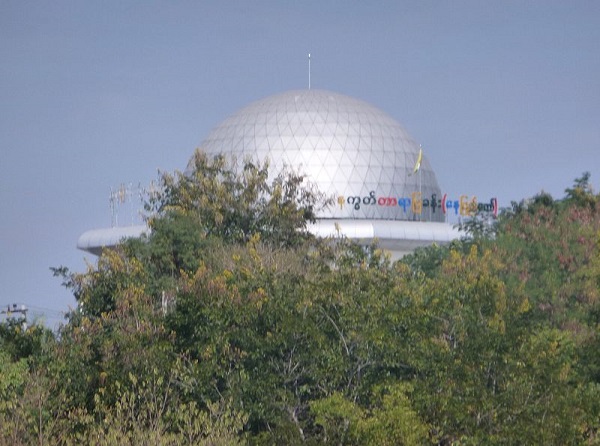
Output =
[{"x1": 337, "y1": 191, "x2": 498, "y2": 218}]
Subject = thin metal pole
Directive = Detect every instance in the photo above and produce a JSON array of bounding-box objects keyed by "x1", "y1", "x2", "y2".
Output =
[
  {"x1": 308, "y1": 53, "x2": 311, "y2": 89},
  {"x1": 419, "y1": 164, "x2": 422, "y2": 221}
]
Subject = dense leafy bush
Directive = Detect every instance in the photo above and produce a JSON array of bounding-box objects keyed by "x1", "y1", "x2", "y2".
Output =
[{"x1": 2, "y1": 160, "x2": 599, "y2": 444}]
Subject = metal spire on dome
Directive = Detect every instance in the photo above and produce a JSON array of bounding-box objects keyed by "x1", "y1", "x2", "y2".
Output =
[{"x1": 308, "y1": 53, "x2": 311, "y2": 89}]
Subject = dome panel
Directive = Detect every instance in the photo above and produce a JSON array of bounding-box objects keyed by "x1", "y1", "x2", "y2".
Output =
[{"x1": 194, "y1": 89, "x2": 443, "y2": 222}]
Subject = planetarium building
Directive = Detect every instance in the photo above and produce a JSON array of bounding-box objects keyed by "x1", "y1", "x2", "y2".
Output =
[{"x1": 78, "y1": 89, "x2": 460, "y2": 257}]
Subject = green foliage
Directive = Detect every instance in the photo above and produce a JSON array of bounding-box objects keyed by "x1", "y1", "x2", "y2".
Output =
[
  {"x1": 0, "y1": 351, "x2": 29, "y2": 444},
  {"x1": 146, "y1": 150, "x2": 328, "y2": 248},
  {"x1": 565, "y1": 171, "x2": 596, "y2": 208},
  {"x1": 0, "y1": 318, "x2": 53, "y2": 361},
  {"x1": 11, "y1": 169, "x2": 599, "y2": 444},
  {"x1": 311, "y1": 384, "x2": 429, "y2": 445},
  {"x1": 360, "y1": 383, "x2": 430, "y2": 446},
  {"x1": 311, "y1": 392, "x2": 364, "y2": 444}
]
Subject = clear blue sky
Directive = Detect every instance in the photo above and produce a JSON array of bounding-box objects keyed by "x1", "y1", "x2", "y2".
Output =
[{"x1": 1, "y1": 1, "x2": 598, "y2": 329}]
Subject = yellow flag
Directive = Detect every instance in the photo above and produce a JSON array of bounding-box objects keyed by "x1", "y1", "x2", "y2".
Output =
[{"x1": 413, "y1": 147, "x2": 423, "y2": 174}]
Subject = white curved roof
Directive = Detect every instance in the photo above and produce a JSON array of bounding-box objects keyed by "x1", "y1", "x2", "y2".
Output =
[
  {"x1": 195, "y1": 89, "x2": 444, "y2": 222},
  {"x1": 76, "y1": 221, "x2": 459, "y2": 258},
  {"x1": 309, "y1": 220, "x2": 460, "y2": 258},
  {"x1": 77, "y1": 225, "x2": 148, "y2": 256}
]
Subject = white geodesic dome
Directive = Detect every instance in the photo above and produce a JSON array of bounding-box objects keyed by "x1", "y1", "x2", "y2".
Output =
[
  {"x1": 77, "y1": 89, "x2": 459, "y2": 257},
  {"x1": 194, "y1": 89, "x2": 444, "y2": 222}
]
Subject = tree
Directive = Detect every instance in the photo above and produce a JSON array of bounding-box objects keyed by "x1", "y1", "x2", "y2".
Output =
[
  {"x1": 146, "y1": 150, "x2": 328, "y2": 248},
  {"x1": 33, "y1": 169, "x2": 599, "y2": 445},
  {"x1": 565, "y1": 171, "x2": 595, "y2": 208}
]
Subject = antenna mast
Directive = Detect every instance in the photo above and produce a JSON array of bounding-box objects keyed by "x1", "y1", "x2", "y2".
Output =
[{"x1": 308, "y1": 53, "x2": 311, "y2": 89}]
